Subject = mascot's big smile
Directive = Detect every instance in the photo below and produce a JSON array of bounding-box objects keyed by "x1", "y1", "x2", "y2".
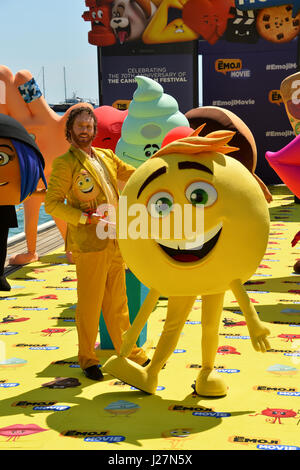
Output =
[
  {"x1": 156, "y1": 223, "x2": 222, "y2": 263},
  {"x1": 80, "y1": 184, "x2": 94, "y2": 194}
]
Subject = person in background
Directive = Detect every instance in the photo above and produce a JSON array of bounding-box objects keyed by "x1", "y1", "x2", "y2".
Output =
[{"x1": 45, "y1": 107, "x2": 149, "y2": 381}]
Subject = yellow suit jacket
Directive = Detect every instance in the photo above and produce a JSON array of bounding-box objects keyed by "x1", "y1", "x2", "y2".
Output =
[{"x1": 45, "y1": 145, "x2": 135, "y2": 253}]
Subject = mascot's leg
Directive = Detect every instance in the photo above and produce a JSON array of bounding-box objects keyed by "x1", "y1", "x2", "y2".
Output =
[
  {"x1": 0, "y1": 228, "x2": 11, "y2": 291},
  {"x1": 103, "y1": 295, "x2": 196, "y2": 394},
  {"x1": 9, "y1": 196, "x2": 42, "y2": 265},
  {"x1": 146, "y1": 296, "x2": 196, "y2": 377},
  {"x1": 119, "y1": 288, "x2": 160, "y2": 357},
  {"x1": 195, "y1": 292, "x2": 227, "y2": 397}
]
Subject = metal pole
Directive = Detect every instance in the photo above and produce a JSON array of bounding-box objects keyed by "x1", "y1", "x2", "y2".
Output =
[
  {"x1": 42, "y1": 66, "x2": 46, "y2": 99},
  {"x1": 97, "y1": 46, "x2": 103, "y2": 106},
  {"x1": 192, "y1": 40, "x2": 199, "y2": 108},
  {"x1": 63, "y1": 66, "x2": 67, "y2": 101}
]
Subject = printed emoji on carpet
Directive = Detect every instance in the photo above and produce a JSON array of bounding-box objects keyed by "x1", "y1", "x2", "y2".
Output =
[{"x1": 0, "y1": 185, "x2": 300, "y2": 450}]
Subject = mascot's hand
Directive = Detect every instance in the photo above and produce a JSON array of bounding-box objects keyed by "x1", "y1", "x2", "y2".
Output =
[
  {"x1": 292, "y1": 231, "x2": 300, "y2": 247},
  {"x1": 0, "y1": 65, "x2": 94, "y2": 185},
  {"x1": 247, "y1": 322, "x2": 271, "y2": 353}
]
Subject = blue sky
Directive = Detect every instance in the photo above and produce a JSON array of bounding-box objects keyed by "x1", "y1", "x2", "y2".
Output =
[{"x1": 0, "y1": 0, "x2": 99, "y2": 104}]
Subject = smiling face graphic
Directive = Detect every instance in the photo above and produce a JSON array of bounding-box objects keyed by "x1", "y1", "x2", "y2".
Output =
[
  {"x1": 118, "y1": 131, "x2": 270, "y2": 296},
  {"x1": 0, "y1": 138, "x2": 21, "y2": 204},
  {"x1": 73, "y1": 170, "x2": 100, "y2": 202}
]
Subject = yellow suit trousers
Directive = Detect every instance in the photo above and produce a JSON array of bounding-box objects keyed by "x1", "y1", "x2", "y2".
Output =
[{"x1": 73, "y1": 240, "x2": 148, "y2": 370}]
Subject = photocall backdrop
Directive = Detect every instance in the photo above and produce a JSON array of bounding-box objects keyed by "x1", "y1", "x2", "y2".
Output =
[
  {"x1": 82, "y1": 0, "x2": 300, "y2": 184},
  {"x1": 199, "y1": 38, "x2": 299, "y2": 184}
]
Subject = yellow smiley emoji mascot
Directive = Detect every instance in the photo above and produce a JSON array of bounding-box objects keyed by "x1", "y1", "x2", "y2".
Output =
[{"x1": 103, "y1": 128, "x2": 271, "y2": 397}]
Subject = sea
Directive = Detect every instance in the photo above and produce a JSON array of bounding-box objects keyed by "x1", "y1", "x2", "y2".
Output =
[{"x1": 8, "y1": 203, "x2": 52, "y2": 238}]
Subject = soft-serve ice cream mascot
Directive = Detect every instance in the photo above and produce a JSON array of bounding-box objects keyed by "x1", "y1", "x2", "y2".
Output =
[{"x1": 103, "y1": 128, "x2": 271, "y2": 397}]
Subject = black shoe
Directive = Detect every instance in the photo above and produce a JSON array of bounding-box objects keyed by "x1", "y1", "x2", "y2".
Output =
[
  {"x1": 142, "y1": 358, "x2": 151, "y2": 367},
  {"x1": 83, "y1": 365, "x2": 104, "y2": 381},
  {"x1": 0, "y1": 276, "x2": 11, "y2": 291},
  {"x1": 294, "y1": 260, "x2": 300, "y2": 274}
]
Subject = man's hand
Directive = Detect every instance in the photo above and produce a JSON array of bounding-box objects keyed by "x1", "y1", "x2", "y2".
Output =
[{"x1": 90, "y1": 214, "x2": 103, "y2": 225}]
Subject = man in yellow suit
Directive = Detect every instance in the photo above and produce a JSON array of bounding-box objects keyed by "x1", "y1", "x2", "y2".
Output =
[{"x1": 45, "y1": 107, "x2": 149, "y2": 380}]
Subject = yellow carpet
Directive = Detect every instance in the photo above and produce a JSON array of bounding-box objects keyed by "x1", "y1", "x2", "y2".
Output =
[{"x1": 1, "y1": 185, "x2": 300, "y2": 451}]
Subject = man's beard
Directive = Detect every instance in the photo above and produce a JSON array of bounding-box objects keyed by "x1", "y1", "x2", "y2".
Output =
[{"x1": 71, "y1": 130, "x2": 94, "y2": 149}]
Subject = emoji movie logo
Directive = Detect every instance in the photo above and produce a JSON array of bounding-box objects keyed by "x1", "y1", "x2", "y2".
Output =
[
  {"x1": 269, "y1": 90, "x2": 283, "y2": 105},
  {"x1": 215, "y1": 59, "x2": 242, "y2": 75},
  {"x1": 229, "y1": 435, "x2": 280, "y2": 446}
]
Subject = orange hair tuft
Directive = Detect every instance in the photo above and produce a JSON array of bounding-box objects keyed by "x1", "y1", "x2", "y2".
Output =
[{"x1": 152, "y1": 129, "x2": 239, "y2": 159}]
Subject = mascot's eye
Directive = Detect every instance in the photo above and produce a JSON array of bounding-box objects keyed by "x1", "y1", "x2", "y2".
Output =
[
  {"x1": 147, "y1": 191, "x2": 173, "y2": 218},
  {"x1": 185, "y1": 182, "x2": 217, "y2": 207},
  {"x1": 85, "y1": 177, "x2": 91, "y2": 183},
  {"x1": 92, "y1": 12, "x2": 97, "y2": 19},
  {"x1": 171, "y1": 430, "x2": 190, "y2": 437},
  {"x1": 98, "y1": 10, "x2": 103, "y2": 18},
  {"x1": 78, "y1": 181, "x2": 83, "y2": 187},
  {"x1": 0, "y1": 152, "x2": 11, "y2": 166}
]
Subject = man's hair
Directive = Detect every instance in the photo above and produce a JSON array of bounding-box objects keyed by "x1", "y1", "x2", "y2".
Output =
[{"x1": 65, "y1": 106, "x2": 97, "y2": 142}]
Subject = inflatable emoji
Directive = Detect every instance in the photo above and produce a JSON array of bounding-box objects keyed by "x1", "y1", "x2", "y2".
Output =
[
  {"x1": 269, "y1": 71, "x2": 300, "y2": 273},
  {"x1": 0, "y1": 65, "x2": 94, "y2": 265},
  {"x1": 115, "y1": 75, "x2": 189, "y2": 167},
  {"x1": 182, "y1": 0, "x2": 234, "y2": 45},
  {"x1": 161, "y1": 126, "x2": 194, "y2": 147},
  {"x1": 0, "y1": 114, "x2": 46, "y2": 290},
  {"x1": 110, "y1": 0, "x2": 157, "y2": 44},
  {"x1": 265, "y1": 71, "x2": 300, "y2": 203},
  {"x1": 185, "y1": 106, "x2": 272, "y2": 202},
  {"x1": 103, "y1": 129, "x2": 271, "y2": 396},
  {"x1": 265, "y1": 133, "x2": 300, "y2": 199},
  {"x1": 142, "y1": 0, "x2": 198, "y2": 44},
  {"x1": 280, "y1": 71, "x2": 300, "y2": 135},
  {"x1": 82, "y1": 0, "x2": 116, "y2": 47},
  {"x1": 92, "y1": 105, "x2": 128, "y2": 152}
]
